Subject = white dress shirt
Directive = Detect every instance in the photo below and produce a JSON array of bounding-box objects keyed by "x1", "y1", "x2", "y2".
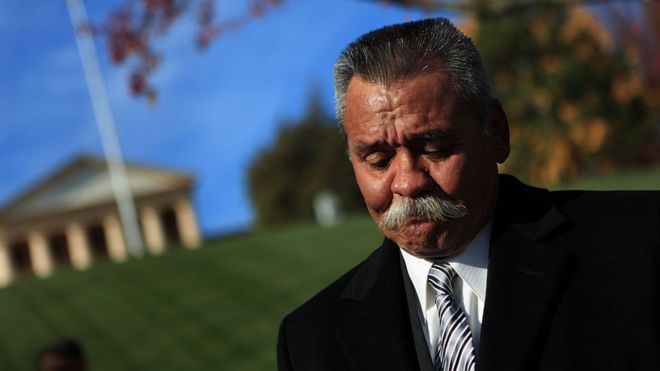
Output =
[{"x1": 400, "y1": 220, "x2": 491, "y2": 359}]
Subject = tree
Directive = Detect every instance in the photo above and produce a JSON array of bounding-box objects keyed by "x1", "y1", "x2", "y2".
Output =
[
  {"x1": 462, "y1": 4, "x2": 659, "y2": 184},
  {"x1": 247, "y1": 96, "x2": 364, "y2": 226},
  {"x1": 98, "y1": 0, "x2": 654, "y2": 106},
  {"x1": 95, "y1": 0, "x2": 285, "y2": 102},
  {"x1": 374, "y1": 0, "x2": 635, "y2": 15},
  {"x1": 99, "y1": 0, "x2": 659, "y2": 183}
]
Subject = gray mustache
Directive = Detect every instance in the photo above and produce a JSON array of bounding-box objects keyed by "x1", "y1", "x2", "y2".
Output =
[{"x1": 379, "y1": 194, "x2": 468, "y2": 230}]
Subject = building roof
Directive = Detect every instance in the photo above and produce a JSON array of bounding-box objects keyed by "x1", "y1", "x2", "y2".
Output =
[{"x1": 0, "y1": 155, "x2": 194, "y2": 223}]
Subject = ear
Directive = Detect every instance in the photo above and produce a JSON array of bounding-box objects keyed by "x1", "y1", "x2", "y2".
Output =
[{"x1": 487, "y1": 98, "x2": 510, "y2": 164}]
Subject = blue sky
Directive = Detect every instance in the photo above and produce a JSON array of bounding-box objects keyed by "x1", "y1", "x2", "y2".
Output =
[{"x1": 0, "y1": 1, "x2": 452, "y2": 236}]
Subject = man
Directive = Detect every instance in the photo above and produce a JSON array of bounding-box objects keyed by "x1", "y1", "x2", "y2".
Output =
[{"x1": 277, "y1": 18, "x2": 660, "y2": 371}]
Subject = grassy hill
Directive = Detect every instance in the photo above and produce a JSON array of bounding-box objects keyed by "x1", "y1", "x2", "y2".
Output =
[
  {"x1": 1, "y1": 165, "x2": 657, "y2": 370},
  {"x1": 0, "y1": 217, "x2": 382, "y2": 371}
]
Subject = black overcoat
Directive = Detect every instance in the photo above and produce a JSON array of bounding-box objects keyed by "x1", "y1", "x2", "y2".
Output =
[{"x1": 278, "y1": 175, "x2": 660, "y2": 370}]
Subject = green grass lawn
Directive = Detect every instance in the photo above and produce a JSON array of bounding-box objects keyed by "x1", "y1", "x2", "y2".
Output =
[
  {"x1": 1, "y1": 165, "x2": 658, "y2": 370},
  {"x1": 0, "y1": 216, "x2": 382, "y2": 371}
]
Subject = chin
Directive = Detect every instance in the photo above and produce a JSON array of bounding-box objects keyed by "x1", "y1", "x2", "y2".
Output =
[
  {"x1": 400, "y1": 241, "x2": 460, "y2": 260},
  {"x1": 382, "y1": 224, "x2": 460, "y2": 260},
  {"x1": 382, "y1": 222, "x2": 470, "y2": 260}
]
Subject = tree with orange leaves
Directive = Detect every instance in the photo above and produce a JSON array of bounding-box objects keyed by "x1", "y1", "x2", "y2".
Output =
[{"x1": 459, "y1": 3, "x2": 659, "y2": 184}]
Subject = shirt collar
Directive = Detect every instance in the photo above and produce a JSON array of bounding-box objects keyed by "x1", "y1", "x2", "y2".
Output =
[{"x1": 400, "y1": 219, "x2": 491, "y2": 306}]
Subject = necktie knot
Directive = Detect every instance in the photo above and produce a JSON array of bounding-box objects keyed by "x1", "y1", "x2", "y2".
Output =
[{"x1": 428, "y1": 262, "x2": 457, "y2": 297}]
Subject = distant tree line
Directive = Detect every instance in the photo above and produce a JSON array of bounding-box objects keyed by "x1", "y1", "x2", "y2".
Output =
[{"x1": 247, "y1": 99, "x2": 364, "y2": 226}]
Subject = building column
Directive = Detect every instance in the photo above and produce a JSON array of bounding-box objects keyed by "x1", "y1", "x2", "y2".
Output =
[
  {"x1": 66, "y1": 223, "x2": 91, "y2": 270},
  {"x1": 0, "y1": 239, "x2": 13, "y2": 287},
  {"x1": 104, "y1": 214, "x2": 127, "y2": 262},
  {"x1": 141, "y1": 205, "x2": 165, "y2": 255},
  {"x1": 28, "y1": 231, "x2": 52, "y2": 278},
  {"x1": 174, "y1": 197, "x2": 201, "y2": 248}
]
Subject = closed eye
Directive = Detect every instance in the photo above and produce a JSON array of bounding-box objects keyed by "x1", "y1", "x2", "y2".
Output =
[
  {"x1": 423, "y1": 145, "x2": 451, "y2": 158},
  {"x1": 413, "y1": 129, "x2": 457, "y2": 159},
  {"x1": 365, "y1": 153, "x2": 391, "y2": 170}
]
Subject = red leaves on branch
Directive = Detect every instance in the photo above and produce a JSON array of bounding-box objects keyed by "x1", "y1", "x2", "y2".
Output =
[
  {"x1": 104, "y1": 1, "x2": 177, "y2": 101},
  {"x1": 100, "y1": 0, "x2": 285, "y2": 103},
  {"x1": 196, "y1": 0, "x2": 283, "y2": 48},
  {"x1": 130, "y1": 72, "x2": 145, "y2": 94}
]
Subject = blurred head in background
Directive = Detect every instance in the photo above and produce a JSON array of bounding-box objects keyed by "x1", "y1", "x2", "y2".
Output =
[{"x1": 38, "y1": 338, "x2": 88, "y2": 371}]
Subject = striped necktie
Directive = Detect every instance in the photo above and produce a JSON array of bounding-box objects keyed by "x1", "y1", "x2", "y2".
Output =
[{"x1": 428, "y1": 262, "x2": 476, "y2": 371}]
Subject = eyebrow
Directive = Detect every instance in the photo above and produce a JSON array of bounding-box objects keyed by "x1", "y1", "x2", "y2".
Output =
[
  {"x1": 354, "y1": 141, "x2": 387, "y2": 158},
  {"x1": 352, "y1": 128, "x2": 456, "y2": 157},
  {"x1": 412, "y1": 129, "x2": 454, "y2": 142}
]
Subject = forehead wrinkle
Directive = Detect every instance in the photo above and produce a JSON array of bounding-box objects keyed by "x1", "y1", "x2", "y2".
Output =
[
  {"x1": 345, "y1": 72, "x2": 460, "y2": 149},
  {"x1": 390, "y1": 74, "x2": 456, "y2": 118},
  {"x1": 367, "y1": 104, "x2": 443, "y2": 148}
]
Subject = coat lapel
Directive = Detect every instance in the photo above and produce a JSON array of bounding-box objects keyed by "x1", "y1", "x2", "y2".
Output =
[
  {"x1": 477, "y1": 176, "x2": 579, "y2": 371},
  {"x1": 338, "y1": 239, "x2": 420, "y2": 371}
]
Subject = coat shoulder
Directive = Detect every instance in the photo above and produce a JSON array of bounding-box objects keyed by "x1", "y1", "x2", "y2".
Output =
[
  {"x1": 499, "y1": 174, "x2": 660, "y2": 232},
  {"x1": 282, "y1": 241, "x2": 391, "y2": 326},
  {"x1": 549, "y1": 188, "x2": 660, "y2": 231},
  {"x1": 277, "y1": 243, "x2": 394, "y2": 371},
  {"x1": 285, "y1": 261, "x2": 361, "y2": 324}
]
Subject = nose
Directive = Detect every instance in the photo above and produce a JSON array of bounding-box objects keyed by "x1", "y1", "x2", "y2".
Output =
[{"x1": 390, "y1": 153, "x2": 434, "y2": 197}]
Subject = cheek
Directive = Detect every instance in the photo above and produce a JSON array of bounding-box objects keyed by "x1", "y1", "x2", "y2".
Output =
[
  {"x1": 353, "y1": 166, "x2": 392, "y2": 212},
  {"x1": 428, "y1": 156, "x2": 466, "y2": 195},
  {"x1": 430, "y1": 151, "x2": 497, "y2": 204}
]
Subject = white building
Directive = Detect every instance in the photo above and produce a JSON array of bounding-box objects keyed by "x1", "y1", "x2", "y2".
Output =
[{"x1": 0, "y1": 155, "x2": 201, "y2": 286}]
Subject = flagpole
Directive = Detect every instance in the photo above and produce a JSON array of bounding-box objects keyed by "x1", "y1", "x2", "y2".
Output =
[{"x1": 66, "y1": 0, "x2": 145, "y2": 257}]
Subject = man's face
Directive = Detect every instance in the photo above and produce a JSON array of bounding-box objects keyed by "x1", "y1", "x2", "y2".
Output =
[{"x1": 343, "y1": 69, "x2": 509, "y2": 259}]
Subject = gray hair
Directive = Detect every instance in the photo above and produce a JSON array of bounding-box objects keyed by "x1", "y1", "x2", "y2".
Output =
[{"x1": 333, "y1": 18, "x2": 492, "y2": 141}]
